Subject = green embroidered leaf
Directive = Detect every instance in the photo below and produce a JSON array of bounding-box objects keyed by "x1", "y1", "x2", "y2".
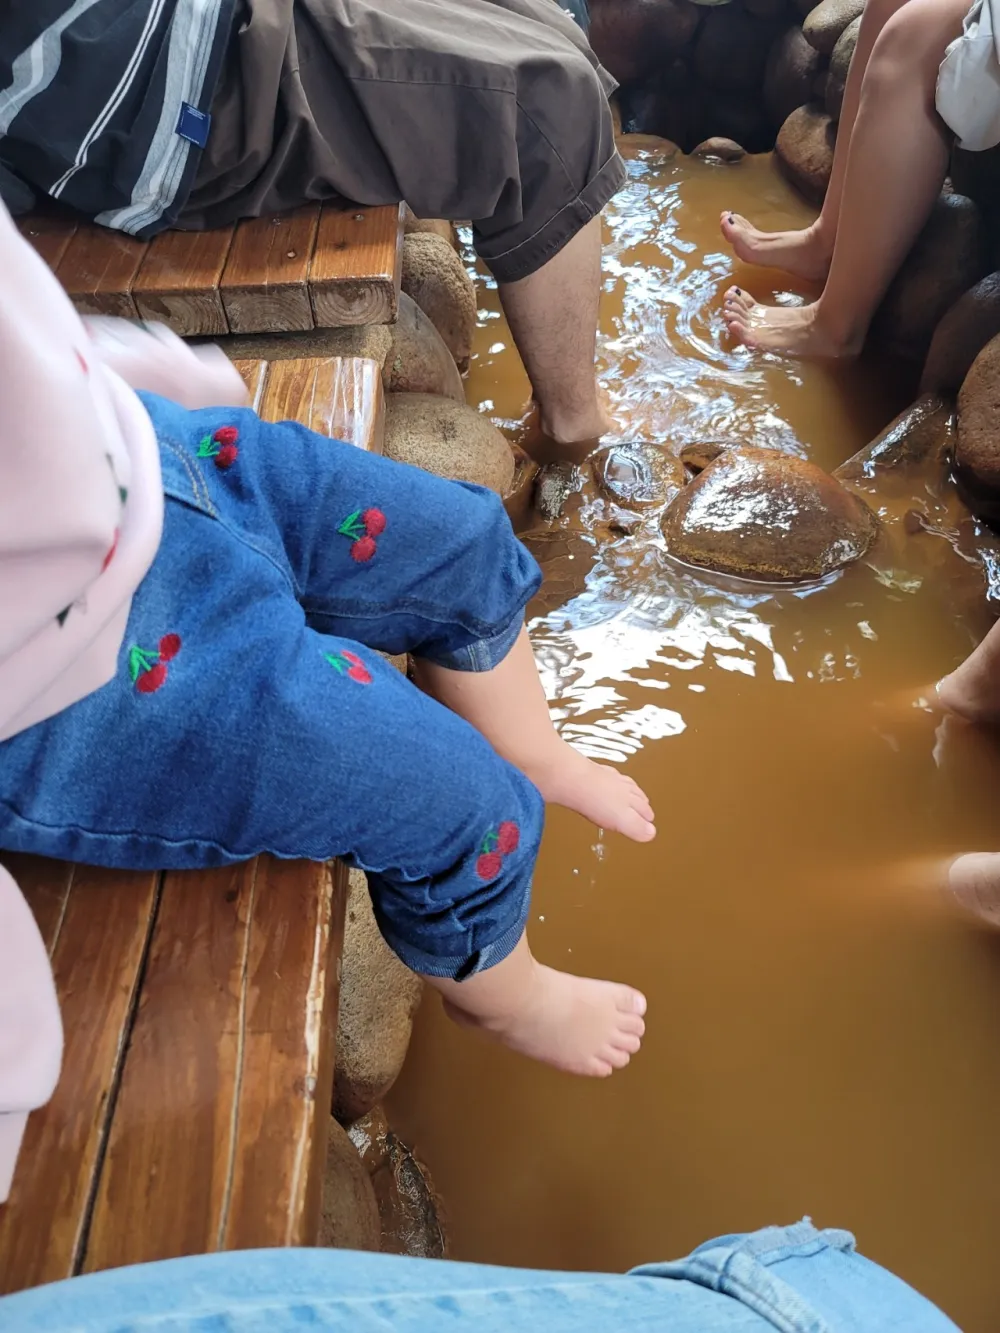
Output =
[
  {"x1": 481, "y1": 830, "x2": 498, "y2": 854},
  {"x1": 128, "y1": 646, "x2": 156, "y2": 683},
  {"x1": 324, "y1": 652, "x2": 347, "y2": 673},
  {"x1": 196, "y1": 435, "x2": 218, "y2": 458},
  {"x1": 337, "y1": 510, "x2": 363, "y2": 539}
]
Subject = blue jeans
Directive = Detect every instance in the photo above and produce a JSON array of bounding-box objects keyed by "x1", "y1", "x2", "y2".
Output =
[
  {"x1": 0, "y1": 1221, "x2": 959, "y2": 1331},
  {"x1": 0, "y1": 396, "x2": 544, "y2": 980}
]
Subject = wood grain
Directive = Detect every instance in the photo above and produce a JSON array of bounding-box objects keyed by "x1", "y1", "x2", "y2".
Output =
[
  {"x1": 309, "y1": 205, "x2": 403, "y2": 328},
  {"x1": 55, "y1": 225, "x2": 147, "y2": 319},
  {"x1": 0, "y1": 855, "x2": 74, "y2": 953},
  {"x1": 0, "y1": 866, "x2": 160, "y2": 1294},
  {"x1": 220, "y1": 208, "x2": 320, "y2": 334},
  {"x1": 18, "y1": 215, "x2": 77, "y2": 271},
  {"x1": 260, "y1": 357, "x2": 385, "y2": 453},
  {"x1": 232, "y1": 359, "x2": 269, "y2": 414},
  {"x1": 132, "y1": 229, "x2": 234, "y2": 336}
]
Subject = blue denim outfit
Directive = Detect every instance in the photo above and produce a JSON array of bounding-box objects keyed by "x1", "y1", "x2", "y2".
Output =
[
  {"x1": 0, "y1": 396, "x2": 544, "y2": 980},
  {"x1": 0, "y1": 1221, "x2": 959, "y2": 1331}
]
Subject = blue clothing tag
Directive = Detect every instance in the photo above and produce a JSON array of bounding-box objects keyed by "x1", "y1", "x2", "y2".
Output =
[{"x1": 176, "y1": 102, "x2": 211, "y2": 149}]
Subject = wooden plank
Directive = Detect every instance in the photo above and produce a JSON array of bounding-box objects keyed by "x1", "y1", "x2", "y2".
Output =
[
  {"x1": 309, "y1": 204, "x2": 402, "y2": 328},
  {"x1": 18, "y1": 215, "x2": 78, "y2": 271},
  {"x1": 0, "y1": 855, "x2": 73, "y2": 954},
  {"x1": 83, "y1": 856, "x2": 345, "y2": 1267},
  {"x1": 132, "y1": 228, "x2": 234, "y2": 337},
  {"x1": 55, "y1": 225, "x2": 147, "y2": 320},
  {"x1": 220, "y1": 208, "x2": 321, "y2": 335},
  {"x1": 0, "y1": 867, "x2": 160, "y2": 1294},
  {"x1": 221, "y1": 857, "x2": 346, "y2": 1249},
  {"x1": 232, "y1": 359, "x2": 268, "y2": 414},
  {"x1": 260, "y1": 357, "x2": 385, "y2": 454}
]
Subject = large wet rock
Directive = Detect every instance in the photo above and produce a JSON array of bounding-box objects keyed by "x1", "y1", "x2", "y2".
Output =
[
  {"x1": 825, "y1": 15, "x2": 860, "y2": 120},
  {"x1": 691, "y1": 136, "x2": 747, "y2": 162},
  {"x1": 803, "y1": 0, "x2": 864, "y2": 54},
  {"x1": 319, "y1": 1117, "x2": 382, "y2": 1251},
  {"x1": 871, "y1": 192, "x2": 989, "y2": 363},
  {"x1": 401, "y1": 232, "x2": 477, "y2": 371},
  {"x1": 661, "y1": 446, "x2": 879, "y2": 580},
  {"x1": 385, "y1": 293, "x2": 465, "y2": 402},
  {"x1": 593, "y1": 441, "x2": 685, "y2": 508},
  {"x1": 775, "y1": 103, "x2": 836, "y2": 204},
  {"x1": 384, "y1": 393, "x2": 515, "y2": 495},
  {"x1": 349, "y1": 1109, "x2": 448, "y2": 1259},
  {"x1": 835, "y1": 396, "x2": 953, "y2": 486},
  {"x1": 694, "y1": 7, "x2": 779, "y2": 92},
  {"x1": 922, "y1": 272, "x2": 1000, "y2": 395},
  {"x1": 589, "y1": 0, "x2": 701, "y2": 84},
  {"x1": 402, "y1": 207, "x2": 459, "y2": 251},
  {"x1": 956, "y1": 332, "x2": 1000, "y2": 495},
  {"x1": 764, "y1": 26, "x2": 824, "y2": 130},
  {"x1": 333, "y1": 871, "x2": 425, "y2": 1125}
]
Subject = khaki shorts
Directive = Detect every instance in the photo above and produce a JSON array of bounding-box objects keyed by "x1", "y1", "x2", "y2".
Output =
[{"x1": 182, "y1": 0, "x2": 625, "y2": 282}]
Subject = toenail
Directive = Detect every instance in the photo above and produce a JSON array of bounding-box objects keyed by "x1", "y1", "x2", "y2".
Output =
[
  {"x1": 727, "y1": 215, "x2": 735, "y2": 224},
  {"x1": 734, "y1": 287, "x2": 741, "y2": 295}
]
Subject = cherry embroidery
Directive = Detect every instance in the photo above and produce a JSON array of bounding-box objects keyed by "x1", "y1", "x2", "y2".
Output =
[
  {"x1": 128, "y1": 634, "x2": 182, "y2": 694},
  {"x1": 339, "y1": 508, "x2": 386, "y2": 562},
  {"x1": 324, "y1": 649, "x2": 372, "y2": 685},
  {"x1": 475, "y1": 822, "x2": 521, "y2": 880},
  {"x1": 197, "y1": 426, "x2": 240, "y2": 470}
]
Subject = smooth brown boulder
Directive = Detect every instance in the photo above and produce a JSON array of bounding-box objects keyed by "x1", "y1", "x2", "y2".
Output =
[
  {"x1": 319, "y1": 1118, "x2": 382, "y2": 1251},
  {"x1": 661, "y1": 446, "x2": 879, "y2": 580},
  {"x1": 922, "y1": 272, "x2": 1000, "y2": 395},
  {"x1": 347, "y1": 1110, "x2": 448, "y2": 1258},
  {"x1": 401, "y1": 232, "x2": 477, "y2": 371},
  {"x1": 384, "y1": 394, "x2": 515, "y2": 495},
  {"x1": 825, "y1": 15, "x2": 860, "y2": 120},
  {"x1": 957, "y1": 333, "x2": 1000, "y2": 492},
  {"x1": 803, "y1": 0, "x2": 864, "y2": 54},
  {"x1": 679, "y1": 439, "x2": 738, "y2": 471},
  {"x1": 592, "y1": 441, "x2": 685, "y2": 508},
  {"x1": 385, "y1": 293, "x2": 465, "y2": 402},
  {"x1": 589, "y1": 0, "x2": 701, "y2": 84},
  {"x1": 764, "y1": 26, "x2": 823, "y2": 129},
  {"x1": 835, "y1": 396, "x2": 953, "y2": 485},
  {"x1": 333, "y1": 871, "x2": 425, "y2": 1125},
  {"x1": 775, "y1": 103, "x2": 836, "y2": 203},
  {"x1": 691, "y1": 136, "x2": 746, "y2": 162},
  {"x1": 402, "y1": 207, "x2": 460, "y2": 250},
  {"x1": 871, "y1": 192, "x2": 989, "y2": 362},
  {"x1": 694, "y1": 7, "x2": 779, "y2": 92}
]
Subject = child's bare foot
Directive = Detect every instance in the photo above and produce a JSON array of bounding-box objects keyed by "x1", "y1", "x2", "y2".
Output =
[
  {"x1": 948, "y1": 852, "x2": 1000, "y2": 928},
  {"x1": 526, "y1": 738, "x2": 656, "y2": 843},
  {"x1": 722, "y1": 287, "x2": 863, "y2": 359},
  {"x1": 720, "y1": 212, "x2": 832, "y2": 282},
  {"x1": 437, "y1": 940, "x2": 646, "y2": 1076}
]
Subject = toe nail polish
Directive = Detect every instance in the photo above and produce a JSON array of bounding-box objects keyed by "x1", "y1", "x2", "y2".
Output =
[
  {"x1": 727, "y1": 215, "x2": 735, "y2": 224},
  {"x1": 734, "y1": 287, "x2": 741, "y2": 295}
]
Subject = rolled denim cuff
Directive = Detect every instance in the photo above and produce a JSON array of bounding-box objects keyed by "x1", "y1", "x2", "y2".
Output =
[
  {"x1": 421, "y1": 611, "x2": 524, "y2": 673},
  {"x1": 378, "y1": 874, "x2": 532, "y2": 980}
]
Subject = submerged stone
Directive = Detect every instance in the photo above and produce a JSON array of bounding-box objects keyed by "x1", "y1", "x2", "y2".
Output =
[
  {"x1": 834, "y1": 396, "x2": 952, "y2": 485},
  {"x1": 661, "y1": 446, "x2": 879, "y2": 581},
  {"x1": 592, "y1": 441, "x2": 685, "y2": 508}
]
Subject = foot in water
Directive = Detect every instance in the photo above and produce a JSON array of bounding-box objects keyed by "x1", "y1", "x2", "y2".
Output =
[
  {"x1": 438, "y1": 935, "x2": 647, "y2": 1077},
  {"x1": 947, "y1": 853, "x2": 1000, "y2": 928},
  {"x1": 722, "y1": 287, "x2": 862, "y2": 359},
  {"x1": 720, "y1": 212, "x2": 832, "y2": 282},
  {"x1": 525, "y1": 738, "x2": 656, "y2": 843}
]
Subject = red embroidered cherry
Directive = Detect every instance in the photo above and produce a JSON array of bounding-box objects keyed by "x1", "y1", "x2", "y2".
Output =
[
  {"x1": 497, "y1": 822, "x2": 520, "y2": 856},
  {"x1": 158, "y1": 633, "x2": 182, "y2": 662},
  {"x1": 476, "y1": 852, "x2": 503, "y2": 881},
  {"x1": 214, "y1": 426, "x2": 239, "y2": 447},
  {"x1": 363, "y1": 508, "x2": 386, "y2": 537},
  {"x1": 351, "y1": 536, "x2": 377, "y2": 563},
  {"x1": 342, "y1": 650, "x2": 372, "y2": 684},
  {"x1": 137, "y1": 664, "x2": 168, "y2": 694},
  {"x1": 215, "y1": 444, "x2": 239, "y2": 469}
]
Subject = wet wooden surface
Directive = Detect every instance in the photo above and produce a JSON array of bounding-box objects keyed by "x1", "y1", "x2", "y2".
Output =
[
  {"x1": 19, "y1": 204, "x2": 404, "y2": 336},
  {"x1": 260, "y1": 357, "x2": 385, "y2": 454}
]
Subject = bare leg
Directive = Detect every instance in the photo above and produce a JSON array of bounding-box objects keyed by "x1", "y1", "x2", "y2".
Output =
[
  {"x1": 720, "y1": 0, "x2": 910, "y2": 280},
  {"x1": 936, "y1": 618, "x2": 1000, "y2": 724},
  {"x1": 414, "y1": 627, "x2": 656, "y2": 842},
  {"x1": 723, "y1": 0, "x2": 965, "y2": 358},
  {"x1": 497, "y1": 216, "x2": 611, "y2": 452},
  {"x1": 423, "y1": 931, "x2": 646, "y2": 1076}
]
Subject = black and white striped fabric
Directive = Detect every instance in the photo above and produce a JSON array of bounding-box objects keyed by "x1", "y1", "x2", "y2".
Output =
[{"x1": 0, "y1": 0, "x2": 234, "y2": 236}]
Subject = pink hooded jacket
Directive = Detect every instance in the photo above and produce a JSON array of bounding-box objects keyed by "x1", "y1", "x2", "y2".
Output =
[{"x1": 0, "y1": 199, "x2": 247, "y2": 1202}]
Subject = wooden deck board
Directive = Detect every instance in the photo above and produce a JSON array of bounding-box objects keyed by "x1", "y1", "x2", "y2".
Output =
[
  {"x1": 260, "y1": 357, "x2": 385, "y2": 454},
  {"x1": 310, "y1": 205, "x2": 403, "y2": 329},
  {"x1": 132, "y1": 229, "x2": 234, "y2": 337},
  {"x1": 220, "y1": 208, "x2": 321, "y2": 335},
  {"x1": 55, "y1": 225, "x2": 147, "y2": 320}
]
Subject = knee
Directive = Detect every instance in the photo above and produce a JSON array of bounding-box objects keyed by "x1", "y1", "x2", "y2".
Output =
[
  {"x1": 867, "y1": 2, "x2": 958, "y2": 87},
  {"x1": 516, "y1": 44, "x2": 612, "y2": 173}
]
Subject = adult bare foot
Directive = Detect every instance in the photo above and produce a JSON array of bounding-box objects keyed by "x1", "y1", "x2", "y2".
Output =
[
  {"x1": 442, "y1": 955, "x2": 647, "y2": 1076},
  {"x1": 720, "y1": 212, "x2": 832, "y2": 282},
  {"x1": 526, "y1": 739, "x2": 656, "y2": 843},
  {"x1": 722, "y1": 287, "x2": 863, "y2": 359},
  {"x1": 948, "y1": 852, "x2": 1000, "y2": 928},
  {"x1": 936, "y1": 669, "x2": 1000, "y2": 727}
]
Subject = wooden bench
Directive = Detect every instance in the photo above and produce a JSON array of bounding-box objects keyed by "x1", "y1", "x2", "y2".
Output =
[
  {"x1": 19, "y1": 204, "x2": 404, "y2": 339},
  {"x1": 0, "y1": 354, "x2": 385, "y2": 1295}
]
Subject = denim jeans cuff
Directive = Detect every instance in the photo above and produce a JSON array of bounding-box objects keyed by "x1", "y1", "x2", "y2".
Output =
[
  {"x1": 378, "y1": 879, "x2": 531, "y2": 980},
  {"x1": 422, "y1": 612, "x2": 524, "y2": 673}
]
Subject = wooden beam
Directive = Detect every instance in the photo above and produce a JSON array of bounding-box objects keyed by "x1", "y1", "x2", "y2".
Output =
[
  {"x1": 55, "y1": 225, "x2": 147, "y2": 319},
  {"x1": 132, "y1": 229, "x2": 234, "y2": 337},
  {"x1": 260, "y1": 356, "x2": 385, "y2": 453},
  {"x1": 220, "y1": 208, "x2": 320, "y2": 334},
  {"x1": 309, "y1": 205, "x2": 402, "y2": 329}
]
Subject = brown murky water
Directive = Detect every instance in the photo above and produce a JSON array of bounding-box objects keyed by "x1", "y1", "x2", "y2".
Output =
[{"x1": 388, "y1": 146, "x2": 1000, "y2": 1332}]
